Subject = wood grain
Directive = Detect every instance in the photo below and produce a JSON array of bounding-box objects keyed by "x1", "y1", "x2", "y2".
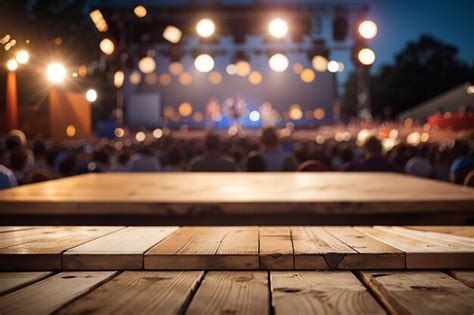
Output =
[
  {"x1": 186, "y1": 271, "x2": 269, "y2": 315},
  {"x1": 0, "y1": 227, "x2": 123, "y2": 270},
  {"x1": 63, "y1": 227, "x2": 178, "y2": 270},
  {"x1": 259, "y1": 227, "x2": 294, "y2": 270},
  {"x1": 1, "y1": 173, "x2": 473, "y2": 216},
  {"x1": 449, "y1": 271, "x2": 474, "y2": 288},
  {"x1": 57, "y1": 271, "x2": 203, "y2": 314},
  {"x1": 360, "y1": 271, "x2": 474, "y2": 314},
  {"x1": 145, "y1": 227, "x2": 259, "y2": 270},
  {"x1": 324, "y1": 227, "x2": 405, "y2": 269},
  {"x1": 407, "y1": 226, "x2": 474, "y2": 238},
  {"x1": 356, "y1": 226, "x2": 474, "y2": 268},
  {"x1": 0, "y1": 271, "x2": 116, "y2": 314},
  {"x1": 271, "y1": 271, "x2": 385, "y2": 314},
  {"x1": 292, "y1": 226, "x2": 356, "y2": 269},
  {"x1": 0, "y1": 272, "x2": 52, "y2": 295}
]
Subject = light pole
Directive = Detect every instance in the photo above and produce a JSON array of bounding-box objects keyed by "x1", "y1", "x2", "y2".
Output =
[{"x1": 6, "y1": 59, "x2": 18, "y2": 131}]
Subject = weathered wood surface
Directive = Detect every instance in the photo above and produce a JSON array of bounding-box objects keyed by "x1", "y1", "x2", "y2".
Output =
[
  {"x1": 63, "y1": 227, "x2": 178, "y2": 270},
  {"x1": 271, "y1": 271, "x2": 385, "y2": 314},
  {"x1": 0, "y1": 271, "x2": 116, "y2": 314},
  {"x1": 0, "y1": 226, "x2": 123, "y2": 270},
  {"x1": 1, "y1": 226, "x2": 474, "y2": 270},
  {"x1": 145, "y1": 227, "x2": 259, "y2": 269},
  {"x1": 449, "y1": 271, "x2": 474, "y2": 288},
  {"x1": 0, "y1": 272, "x2": 52, "y2": 295},
  {"x1": 2, "y1": 271, "x2": 474, "y2": 314},
  {"x1": 1, "y1": 173, "x2": 473, "y2": 216},
  {"x1": 186, "y1": 271, "x2": 269, "y2": 315},
  {"x1": 360, "y1": 271, "x2": 474, "y2": 315},
  {"x1": 57, "y1": 271, "x2": 204, "y2": 314}
]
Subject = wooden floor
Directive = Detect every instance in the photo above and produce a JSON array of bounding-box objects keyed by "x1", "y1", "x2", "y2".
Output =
[
  {"x1": 1, "y1": 226, "x2": 474, "y2": 270},
  {"x1": 1, "y1": 270, "x2": 474, "y2": 314}
]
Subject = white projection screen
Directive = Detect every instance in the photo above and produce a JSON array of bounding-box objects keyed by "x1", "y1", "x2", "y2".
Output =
[{"x1": 126, "y1": 93, "x2": 161, "y2": 127}]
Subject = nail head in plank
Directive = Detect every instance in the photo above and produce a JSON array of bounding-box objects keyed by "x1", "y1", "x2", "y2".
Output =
[
  {"x1": 360, "y1": 271, "x2": 474, "y2": 315},
  {"x1": 0, "y1": 227, "x2": 124, "y2": 270},
  {"x1": 0, "y1": 271, "x2": 116, "y2": 314},
  {"x1": 63, "y1": 227, "x2": 178, "y2": 270},
  {"x1": 57, "y1": 271, "x2": 203, "y2": 314},
  {"x1": 271, "y1": 271, "x2": 385, "y2": 314},
  {"x1": 186, "y1": 271, "x2": 269, "y2": 315},
  {"x1": 259, "y1": 227, "x2": 294, "y2": 270},
  {"x1": 0, "y1": 272, "x2": 52, "y2": 295}
]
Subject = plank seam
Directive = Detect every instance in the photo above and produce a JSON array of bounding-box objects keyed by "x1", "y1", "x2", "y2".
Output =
[
  {"x1": 181, "y1": 270, "x2": 208, "y2": 314},
  {"x1": 267, "y1": 271, "x2": 275, "y2": 315},
  {"x1": 445, "y1": 270, "x2": 474, "y2": 289},
  {"x1": 352, "y1": 271, "x2": 393, "y2": 315},
  {"x1": 0, "y1": 271, "x2": 57, "y2": 297},
  {"x1": 290, "y1": 227, "x2": 296, "y2": 270}
]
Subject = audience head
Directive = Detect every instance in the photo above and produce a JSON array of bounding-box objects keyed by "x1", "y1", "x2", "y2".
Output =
[
  {"x1": 10, "y1": 147, "x2": 28, "y2": 171},
  {"x1": 260, "y1": 127, "x2": 279, "y2": 149},
  {"x1": 204, "y1": 132, "x2": 221, "y2": 152},
  {"x1": 246, "y1": 151, "x2": 266, "y2": 172},
  {"x1": 450, "y1": 156, "x2": 474, "y2": 185},
  {"x1": 363, "y1": 136, "x2": 383, "y2": 157}
]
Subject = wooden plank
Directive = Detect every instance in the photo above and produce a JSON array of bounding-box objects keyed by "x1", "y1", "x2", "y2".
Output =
[
  {"x1": 0, "y1": 226, "x2": 38, "y2": 233},
  {"x1": 384, "y1": 226, "x2": 474, "y2": 248},
  {"x1": 1, "y1": 173, "x2": 473, "y2": 217},
  {"x1": 0, "y1": 227, "x2": 123, "y2": 270},
  {"x1": 186, "y1": 271, "x2": 269, "y2": 315},
  {"x1": 449, "y1": 271, "x2": 474, "y2": 288},
  {"x1": 0, "y1": 272, "x2": 52, "y2": 295},
  {"x1": 324, "y1": 227, "x2": 405, "y2": 269},
  {"x1": 57, "y1": 271, "x2": 203, "y2": 314},
  {"x1": 356, "y1": 227, "x2": 474, "y2": 269},
  {"x1": 292, "y1": 226, "x2": 356, "y2": 269},
  {"x1": 271, "y1": 271, "x2": 385, "y2": 314},
  {"x1": 360, "y1": 271, "x2": 474, "y2": 314},
  {"x1": 259, "y1": 227, "x2": 294, "y2": 270},
  {"x1": 0, "y1": 271, "x2": 116, "y2": 314},
  {"x1": 63, "y1": 227, "x2": 178, "y2": 270},
  {"x1": 407, "y1": 226, "x2": 474, "y2": 238},
  {"x1": 145, "y1": 227, "x2": 259, "y2": 270}
]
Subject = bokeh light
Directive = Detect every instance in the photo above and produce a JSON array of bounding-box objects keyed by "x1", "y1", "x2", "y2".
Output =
[
  {"x1": 226, "y1": 64, "x2": 237, "y2": 75},
  {"x1": 358, "y1": 48, "x2": 376, "y2": 65},
  {"x1": 268, "y1": 18, "x2": 288, "y2": 38},
  {"x1": 138, "y1": 56, "x2": 156, "y2": 74},
  {"x1": 268, "y1": 53, "x2": 289, "y2": 72},
  {"x1": 114, "y1": 128, "x2": 125, "y2": 138},
  {"x1": 292, "y1": 63, "x2": 303, "y2": 74},
  {"x1": 16, "y1": 50, "x2": 29, "y2": 64},
  {"x1": 46, "y1": 63, "x2": 66, "y2": 83},
  {"x1": 163, "y1": 25, "x2": 182, "y2": 44},
  {"x1": 196, "y1": 18, "x2": 215, "y2": 38},
  {"x1": 248, "y1": 71, "x2": 262, "y2": 85},
  {"x1": 6, "y1": 59, "x2": 17, "y2": 71},
  {"x1": 249, "y1": 110, "x2": 260, "y2": 122},
  {"x1": 129, "y1": 71, "x2": 142, "y2": 85},
  {"x1": 236, "y1": 61, "x2": 251, "y2": 77},
  {"x1": 135, "y1": 131, "x2": 146, "y2": 142},
  {"x1": 99, "y1": 38, "x2": 115, "y2": 55},
  {"x1": 179, "y1": 102, "x2": 193, "y2": 116},
  {"x1": 159, "y1": 73, "x2": 172, "y2": 86},
  {"x1": 179, "y1": 72, "x2": 193, "y2": 85},
  {"x1": 208, "y1": 71, "x2": 223, "y2": 85},
  {"x1": 66, "y1": 125, "x2": 76, "y2": 137},
  {"x1": 169, "y1": 62, "x2": 184, "y2": 76},
  {"x1": 312, "y1": 55, "x2": 328, "y2": 72},
  {"x1": 85, "y1": 89, "x2": 97, "y2": 102},
  {"x1": 114, "y1": 71, "x2": 125, "y2": 88},
  {"x1": 134, "y1": 5, "x2": 147, "y2": 18},
  {"x1": 327, "y1": 60, "x2": 339, "y2": 73},
  {"x1": 153, "y1": 128, "x2": 163, "y2": 139},
  {"x1": 289, "y1": 104, "x2": 303, "y2": 120},
  {"x1": 300, "y1": 68, "x2": 315, "y2": 83},
  {"x1": 194, "y1": 54, "x2": 214, "y2": 73},
  {"x1": 313, "y1": 108, "x2": 325, "y2": 120},
  {"x1": 358, "y1": 20, "x2": 378, "y2": 39}
]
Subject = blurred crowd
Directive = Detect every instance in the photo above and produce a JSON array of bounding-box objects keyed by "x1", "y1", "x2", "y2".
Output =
[{"x1": 1, "y1": 124, "x2": 474, "y2": 190}]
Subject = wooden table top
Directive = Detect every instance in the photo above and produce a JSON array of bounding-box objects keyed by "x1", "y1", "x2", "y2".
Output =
[{"x1": 0, "y1": 173, "x2": 473, "y2": 216}]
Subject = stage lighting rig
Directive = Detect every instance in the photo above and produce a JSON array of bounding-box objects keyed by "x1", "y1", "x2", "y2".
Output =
[{"x1": 196, "y1": 18, "x2": 216, "y2": 38}]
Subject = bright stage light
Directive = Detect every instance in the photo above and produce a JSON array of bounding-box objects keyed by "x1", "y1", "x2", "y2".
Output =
[
  {"x1": 194, "y1": 54, "x2": 214, "y2": 73},
  {"x1": 99, "y1": 38, "x2": 115, "y2": 55},
  {"x1": 300, "y1": 68, "x2": 315, "y2": 83},
  {"x1": 179, "y1": 102, "x2": 193, "y2": 116},
  {"x1": 85, "y1": 89, "x2": 97, "y2": 102},
  {"x1": 312, "y1": 55, "x2": 328, "y2": 72},
  {"x1": 114, "y1": 71, "x2": 125, "y2": 88},
  {"x1": 268, "y1": 18, "x2": 288, "y2": 38},
  {"x1": 327, "y1": 60, "x2": 339, "y2": 73},
  {"x1": 268, "y1": 53, "x2": 289, "y2": 72},
  {"x1": 46, "y1": 63, "x2": 66, "y2": 83},
  {"x1": 138, "y1": 56, "x2": 156, "y2": 74},
  {"x1": 163, "y1": 25, "x2": 182, "y2": 44},
  {"x1": 89, "y1": 9, "x2": 108, "y2": 32},
  {"x1": 358, "y1": 48, "x2": 376, "y2": 65},
  {"x1": 135, "y1": 131, "x2": 146, "y2": 142},
  {"x1": 249, "y1": 110, "x2": 260, "y2": 122},
  {"x1": 196, "y1": 18, "x2": 215, "y2": 38},
  {"x1": 134, "y1": 5, "x2": 147, "y2": 18},
  {"x1": 153, "y1": 128, "x2": 163, "y2": 139},
  {"x1": 289, "y1": 104, "x2": 303, "y2": 120},
  {"x1": 358, "y1": 20, "x2": 378, "y2": 39},
  {"x1": 16, "y1": 50, "x2": 29, "y2": 64},
  {"x1": 114, "y1": 128, "x2": 125, "y2": 138},
  {"x1": 6, "y1": 59, "x2": 18, "y2": 71}
]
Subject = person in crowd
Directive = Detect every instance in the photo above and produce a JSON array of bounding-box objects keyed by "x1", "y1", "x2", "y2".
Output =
[
  {"x1": 163, "y1": 145, "x2": 186, "y2": 172},
  {"x1": 342, "y1": 136, "x2": 401, "y2": 172},
  {"x1": 188, "y1": 133, "x2": 237, "y2": 172},
  {"x1": 110, "y1": 152, "x2": 130, "y2": 172},
  {"x1": 9, "y1": 146, "x2": 29, "y2": 184},
  {"x1": 258, "y1": 127, "x2": 297, "y2": 171},
  {"x1": 245, "y1": 151, "x2": 266, "y2": 172},
  {"x1": 405, "y1": 156, "x2": 433, "y2": 178},
  {"x1": 0, "y1": 164, "x2": 18, "y2": 189},
  {"x1": 450, "y1": 156, "x2": 474, "y2": 185},
  {"x1": 127, "y1": 147, "x2": 162, "y2": 172}
]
